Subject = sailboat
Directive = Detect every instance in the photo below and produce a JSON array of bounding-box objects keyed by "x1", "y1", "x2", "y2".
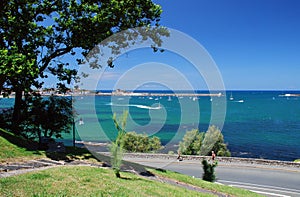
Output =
[{"x1": 229, "y1": 92, "x2": 234, "y2": 100}]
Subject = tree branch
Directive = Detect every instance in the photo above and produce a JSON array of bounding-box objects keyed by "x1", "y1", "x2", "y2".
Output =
[{"x1": 39, "y1": 47, "x2": 72, "y2": 74}]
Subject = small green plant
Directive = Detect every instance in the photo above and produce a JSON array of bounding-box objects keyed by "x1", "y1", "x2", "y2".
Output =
[
  {"x1": 109, "y1": 141, "x2": 123, "y2": 178},
  {"x1": 202, "y1": 159, "x2": 218, "y2": 182},
  {"x1": 109, "y1": 111, "x2": 128, "y2": 178}
]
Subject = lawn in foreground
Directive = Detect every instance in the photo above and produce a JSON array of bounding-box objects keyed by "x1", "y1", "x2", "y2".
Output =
[{"x1": 0, "y1": 166, "x2": 216, "y2": 197}]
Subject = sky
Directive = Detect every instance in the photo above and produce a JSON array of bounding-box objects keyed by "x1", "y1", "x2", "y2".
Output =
[
  {"x1": 45, "y1": 0, "x2": 300, "y2": 91},
  {"x1": 151, "y1": 0, "x2": 300, "y2": 90}
]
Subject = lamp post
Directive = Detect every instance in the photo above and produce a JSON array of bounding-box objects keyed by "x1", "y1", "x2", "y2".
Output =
[
  {"x1": 71, "y1": 94, "x2": 76, "y2": 148},
  {"x1": 73, "y1": 115, "x2": 76, "y2": 148}
]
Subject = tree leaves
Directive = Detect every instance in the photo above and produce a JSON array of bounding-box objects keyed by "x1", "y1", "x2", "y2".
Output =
[
  {"x1": 1, "y1": 0, "x2": 165, "y2": 95},
  {"x1": 1, "y1": 0, "x2": 167, "y2": 129}
]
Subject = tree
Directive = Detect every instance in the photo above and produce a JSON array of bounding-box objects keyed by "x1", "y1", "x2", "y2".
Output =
[
  {"x1": 122, "y1": 131, "x2": 162, "y2": 153},
  {"x1": 0, "y1": 0, "x2": 167, "y2": 131},
  {"x1": 178, "y1": 126, "x2": 231, "y2": 156},
  {"x1": 200, "y1": 125, "x2": 230, "y2": 157},
  {"x1": 20, "y1": 95, "x2": 73, "y2": 144},
  {"x1": 178, "y1": 129, "x2": 204, "y2": 155},
  {"x1": 110, "y1": 110, "x2": 128, "y2": 178}
]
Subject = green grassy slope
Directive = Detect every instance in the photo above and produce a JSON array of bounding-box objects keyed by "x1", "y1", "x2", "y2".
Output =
[
  {"x1": 0, "y1": 166, "x2": 216, "y2": 197},
  {"x1": 0, "y1": 128, "x2": 261, "y2": 197},
  {"x1": 0, "y1": 128, "x2": 44, "y2": 162}
]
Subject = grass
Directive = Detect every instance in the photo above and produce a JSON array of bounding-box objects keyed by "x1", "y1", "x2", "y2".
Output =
[
  {"x1": 0, "y1": 128, "x2": 45, "y2": 162},
  {"x1": 149, "y1": 168, "x2": 261, "y2": 197},
  {"x1": 0, "y1": 128, "x2": 261, "y2": 196},
  {"x1": 0, "y1": 166, "x2": 216, "y2": 197},
  {"x1": 0, "y1": 128, "x2": 98, "y2": 163}
]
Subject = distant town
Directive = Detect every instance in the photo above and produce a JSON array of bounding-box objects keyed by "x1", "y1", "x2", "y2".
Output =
[{"x1": 2, "y1": 88, "x2": 300, "y2": 99}]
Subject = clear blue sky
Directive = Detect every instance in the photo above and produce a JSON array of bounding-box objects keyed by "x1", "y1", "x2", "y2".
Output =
[
  {"x1": 48, "y1": 0, "x2": 299, "y2": 91},
  {"x1": 152, "y1": 0, "x2": 300, "y2": 90}
]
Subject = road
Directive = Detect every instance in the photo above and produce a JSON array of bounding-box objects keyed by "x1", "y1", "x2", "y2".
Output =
[{"x1": 123, "y1": 157, "x2": 300, "y2": 197}]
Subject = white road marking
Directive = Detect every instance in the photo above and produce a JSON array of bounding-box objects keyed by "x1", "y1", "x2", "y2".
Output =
[
  {"x1": 229, "y1": 184, "x2": 292, "y2": 197},
  {"x1": 248, "y1": 189, "x2": 290, "y2": 197},
  {"x1": 219, "y1": 180, "x2": 300, "y2": 194},
  {"x1": 218, "y1": 180, "x2": 300, "y2": 196}
]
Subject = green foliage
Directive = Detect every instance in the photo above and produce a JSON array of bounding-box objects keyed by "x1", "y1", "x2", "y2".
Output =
[
  {"x1": 200, "y1": 125, "x2": 231, "y2": 156},
  {"x1": 109, "y1": 141, "x2": 123, "y2": 178},
  {"x1": 178, "y1": 129, "x2": 204, "y2": 155},
  {"x1": 110, "y1": 111, "x2": 128, "y2": 178},
  {"x1": 112, "y1": 110, "x2": 128, "y2": 147},
  {"x1": 178, "y1": 125, "x2": 230, "y2": 156},
  {"x1": 202, "y1": 159, "x2": 218, "y2": 182},
  {"x1": 122, "y1": 131, "x2": 162, "y2": 153},
  {"x1": 18, "y1": 95, "x2": 73, "y2": 143},
  {"x1": 0, "y1": 108, "x2": 13, "y2": 128},
  {"x1": 0, "y1": 0, "x2": 168, "y2": 131}
]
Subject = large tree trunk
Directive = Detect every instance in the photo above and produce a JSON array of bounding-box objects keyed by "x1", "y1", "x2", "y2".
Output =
[
  {"x1": 38, "y1": 127, "x2": 42, "y2": 144},
  {"x1": 12, "y1": 89, "x2": 23, "y2": 134},
  {"x1": 0, "y1": 75, "x2": 6, "y2": 94}
]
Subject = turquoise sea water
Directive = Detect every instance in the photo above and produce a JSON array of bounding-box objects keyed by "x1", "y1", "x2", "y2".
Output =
[{"x1": 1, "y1": 91, "x2": 300, "y2": 161}]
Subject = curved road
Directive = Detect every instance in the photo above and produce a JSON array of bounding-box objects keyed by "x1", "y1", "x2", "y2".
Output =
[{"x1": 124, "y1": 157, "x2": 300, "y2": 197}]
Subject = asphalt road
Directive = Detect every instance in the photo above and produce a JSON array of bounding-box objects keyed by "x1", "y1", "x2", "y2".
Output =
[{"x1": 124, "y1": 157, "x2": 300, "y2": 197}]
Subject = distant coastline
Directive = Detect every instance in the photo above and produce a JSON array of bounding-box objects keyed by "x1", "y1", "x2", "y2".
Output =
[
  {"x1": 95, "y1": 91, "x2": 223, "y2": 97},
  {"x1": 1, "y1": 89, "x2": 300, "y2": 98}
]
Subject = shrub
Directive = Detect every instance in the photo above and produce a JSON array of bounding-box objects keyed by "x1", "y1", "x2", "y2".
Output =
[
  {"x1": 0, "y1": 108, "x2": 13, "y2": 129},
  {"x1": 202, "y1": 159, "x2": 218, "y2": 182},
  {"x1": 294, "y1": 159, "x2": 300, "y2": 163},
  {"x1": 178, "y1": 129, "x2": 204, "y2": 155},
  {"x1": 110, "y1": 111, "x2": 128, "y2": 178},
  {"x1": 109, "y1": 141, "x2": 123, "y2": 178},
  {"x1": 178, "y1": 125, "x2": 230, "y2": 156},
  {"x1": 200, "y1": 125, "x2": 230, "y2": 156},
  {"x1": 122, "y1": 132, "x2": 162, "y2": 153}
]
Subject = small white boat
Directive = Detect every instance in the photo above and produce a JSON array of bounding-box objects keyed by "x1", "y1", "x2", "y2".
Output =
[
  {"x1": 229, "y1": 92, "x2": 234, "y2": 100},
  {"x1": 152, "y1": 103, "x2": 162, "y2": 110}
]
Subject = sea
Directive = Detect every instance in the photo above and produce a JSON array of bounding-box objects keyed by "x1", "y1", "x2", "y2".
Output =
[{"x1": 1, "y1": 90, "x2": 300, "y2": 161}]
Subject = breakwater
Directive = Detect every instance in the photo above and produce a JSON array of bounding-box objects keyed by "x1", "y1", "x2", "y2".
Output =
[{"x1": 95, "y1": 92, "x2": 223, "y2": 97}]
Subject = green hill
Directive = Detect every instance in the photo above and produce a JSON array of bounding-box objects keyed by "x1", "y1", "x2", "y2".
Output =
[{"x1": 0, "y1": 128, "x2": 44, "y2": 162}]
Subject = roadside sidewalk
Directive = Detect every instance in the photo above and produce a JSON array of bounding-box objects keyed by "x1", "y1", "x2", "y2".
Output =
[{"x1": 0, "y1": 159, "x2": 105, "y2": 178}]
